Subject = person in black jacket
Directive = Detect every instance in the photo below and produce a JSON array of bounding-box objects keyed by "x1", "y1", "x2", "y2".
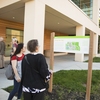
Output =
[{"x1": 21, "y1": 39, "x2": 52, "y2": 100}]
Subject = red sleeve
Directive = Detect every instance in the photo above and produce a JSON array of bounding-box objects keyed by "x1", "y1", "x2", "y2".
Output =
[
  {"x1": 11, "y1": 56, "x2": 17, "y2": 60},
  {"x1": 20, "y1": 54, "x2": 24, "y2": 60},
  {"x1": 11, "y1": 54, "x2": 24, "y2": 61}
]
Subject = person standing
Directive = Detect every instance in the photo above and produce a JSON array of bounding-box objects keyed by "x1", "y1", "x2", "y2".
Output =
[
  {"x1": 0, "y1": 37, "x2": 5, "y2": 69},
  {"x1": 21, "y1": 39, "x2": 52, "y2": 100},
  {"x1": 8, "y1": 43, "x2": 26, "y2": 100},
  {"x1": 11, "y1": 37, "x2": 18, "y2": 56}
]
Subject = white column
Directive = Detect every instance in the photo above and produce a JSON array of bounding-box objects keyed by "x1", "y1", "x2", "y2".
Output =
[
  {"x1": 93, "y1": 33, "x2": 98, "y2": 56},
  {"x1": 24, "y1": 0, "x2": 45, "y2": 53},
  {"x1": 75, "y1": 26, "x2": 85, "y2": 62},
  {"x1": 93, "y1": 0, "x2": 99, "y2": 26}
]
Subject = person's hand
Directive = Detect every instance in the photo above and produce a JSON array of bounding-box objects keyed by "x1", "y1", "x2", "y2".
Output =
[
  {"x1": 49, "y1": 69, "x2": 53, "y2": 74},
  {"x1": 16, "y1": 76, "x2": 21, "y2": 82}
]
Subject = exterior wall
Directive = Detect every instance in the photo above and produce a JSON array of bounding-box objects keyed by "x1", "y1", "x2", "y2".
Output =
[
  {"x1": 40, "y1": 0, "x2": 100, "y2": 57},
  {"x1": 0, "y1": 0, "x2": 31, "y2": 8},
  {"x1": 0, "y1": 0, "x2": 100, "y2": 59},
  {"x1": 0, "y1": 26, "x2": 6, "y2": 41},
  {"x1": 93, "y1": 0, "x2": 99, "y2": 26},
  {"x1": 0, "y1": 19, "x2": 67, "y2": 52},
  {"x1": 1, "y1": 0, "x2": 99, "y2": 33},
  {"x1": 0, "y1": 0, "x2": 20, "y2": 8},
  {"x1": 44, "y1": 29, "x2": 68, "y2": 57},
  {"x1": 40, "y1": 0, "x2": 100, "y2": 34},
  {"x1": 0, "y1": 19, "x2": 23, "y2": 41},
  {"x1": 44, "y1": 29, "x2": 68, "y2": 50}
]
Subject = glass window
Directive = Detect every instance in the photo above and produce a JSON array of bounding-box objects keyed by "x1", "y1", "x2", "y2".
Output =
[
  {"x1": 5, "y1": 28, "x2": 24, "y2": 56},
  {"x1": 71, "y1": 0, "x2": 93, "y2": 19}
]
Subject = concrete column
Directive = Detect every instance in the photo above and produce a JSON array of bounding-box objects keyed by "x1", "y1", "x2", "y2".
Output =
[
  {"x1": 24, "y1": 0, "x2": 45, "y2": 53},
  {"x1": 93, "y1": 0, "x2": 99, "y2": 26},
  {"x1": 75, "y1": 26, "x2": 85, "y2": 62},
  {"x1": 93, "y1": 33, "x2": 98, "y2": 57}
]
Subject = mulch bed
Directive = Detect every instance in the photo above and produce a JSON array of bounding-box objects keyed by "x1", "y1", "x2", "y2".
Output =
[{"x1": 44, "y1": 85, "x2": 100, "y2": 100}]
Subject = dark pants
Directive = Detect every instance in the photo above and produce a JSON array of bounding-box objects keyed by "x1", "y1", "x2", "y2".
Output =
[
  {"x1": 0, "y1": 55, "x2": 4, "y2": 68},
  {"x1": 23, "y1": 92, "x2": 44, "y2": 100},
  {"x1": 8, "y1": 78, "x2": 22, "y2": 100}
]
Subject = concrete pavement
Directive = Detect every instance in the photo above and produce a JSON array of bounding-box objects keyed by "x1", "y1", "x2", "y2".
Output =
[
  {"x1": 0, "y1": 54, "x2": 100, "y2": 100},
  {"x1": 0, "y1": 57, "x2": 17, "y2": 100}
]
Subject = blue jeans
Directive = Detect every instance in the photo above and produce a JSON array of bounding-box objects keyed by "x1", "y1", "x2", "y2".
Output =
[{"x1": 8, "y1": 78, "x2": 22, "y2": 100}]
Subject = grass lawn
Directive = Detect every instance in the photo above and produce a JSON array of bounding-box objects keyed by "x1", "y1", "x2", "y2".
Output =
[
  {"x1": 4, "y1": 70, "x2": 100, "y2": 100},
  {"x1": 85, "y1": 57, "x2": 100, "y2": 62}
]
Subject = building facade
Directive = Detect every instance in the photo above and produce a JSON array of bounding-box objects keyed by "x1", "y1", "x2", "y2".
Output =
[{"x1": 0, "y1": 0, "x2": 100, "y2": 61}]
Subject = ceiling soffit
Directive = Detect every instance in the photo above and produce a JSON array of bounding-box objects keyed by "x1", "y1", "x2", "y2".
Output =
[{"x1": 0, "y1": 3, "x2": 90, "y2": 35}]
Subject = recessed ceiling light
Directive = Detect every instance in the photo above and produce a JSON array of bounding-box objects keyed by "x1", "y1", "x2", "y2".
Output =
[{"x1": 13, "y1": 17, "x2": 15, "y2": 19}]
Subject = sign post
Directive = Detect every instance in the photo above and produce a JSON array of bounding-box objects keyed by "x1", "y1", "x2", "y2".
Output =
[
  {"x1": 48, "y1": 32, "x2": 55, "y2": 93},
  {"x1": 86, "y1": 31, "x2": 94, "y2": 100}
]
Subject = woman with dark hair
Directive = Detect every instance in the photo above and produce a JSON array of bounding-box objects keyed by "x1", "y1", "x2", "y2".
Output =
[
  {"x1": 21, "y1": 39, "x2": 52, "y2": 100},
  {"x1": 8, "y1": 43, "x2": 26, "y2": 100}
]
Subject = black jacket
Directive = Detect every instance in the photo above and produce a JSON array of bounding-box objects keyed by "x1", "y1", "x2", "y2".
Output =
[{"x1": 21, "y1": 53, "x2": 50, "y2": 89}]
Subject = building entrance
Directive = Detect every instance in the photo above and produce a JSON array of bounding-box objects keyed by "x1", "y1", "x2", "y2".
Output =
[{"x1": 5, "y1": 28, "x2": 23, "y2": 56}]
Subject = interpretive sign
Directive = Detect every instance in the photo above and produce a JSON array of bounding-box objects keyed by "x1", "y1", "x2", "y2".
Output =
[{"x1": 54, "y1": 36, "x2": 90, "y2": 54}]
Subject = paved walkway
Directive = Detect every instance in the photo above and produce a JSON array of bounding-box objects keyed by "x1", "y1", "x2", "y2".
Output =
[
  {"x1": 0, "y1": 54, "x2": 100, "y2": 100},
  {"x1": 0, "y1": 57, "x2": 17, "y2": 100}
]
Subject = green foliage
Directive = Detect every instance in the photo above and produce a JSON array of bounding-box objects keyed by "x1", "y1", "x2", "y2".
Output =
[
  {"x1": 4, "y1": 86, "x2": 13, "y2": 93},
  {"x1": 53, "y1": 70, "x2": 100, "y2": 94},
  {"x1": 53, "y1": 70, "x2": 87, "y2": 92},
  {"x1": 4, "y1": 70, "x2": 100, "y2": 99},
  {"x1": 91, "y1": 70, "x2": 100, "y2": 93}
]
